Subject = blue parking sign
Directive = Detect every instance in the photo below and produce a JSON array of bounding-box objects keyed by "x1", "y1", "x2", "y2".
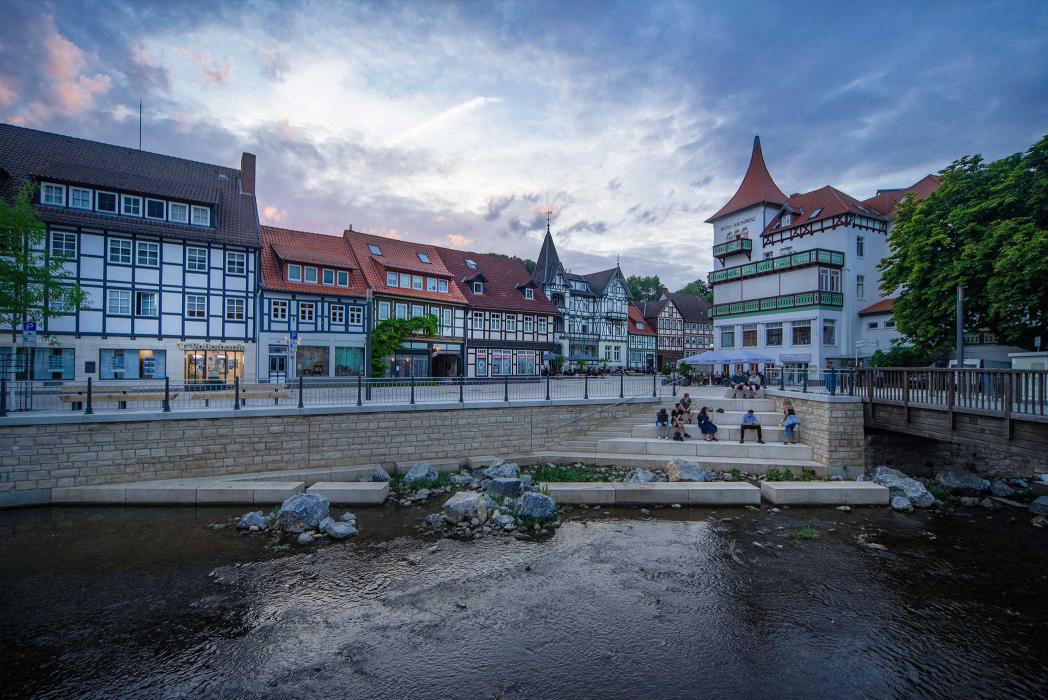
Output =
[{"x1": 289, "y1": 331, "x2": 298, "y2": 340}]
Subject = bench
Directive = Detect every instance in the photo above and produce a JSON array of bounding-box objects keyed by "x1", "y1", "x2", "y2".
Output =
[
  {"x1": 189, "y1": 384, "x2": 290, "y2": 406},
  {"x1": 60, "y1": 389, "x2": 177, "y2": 410}
]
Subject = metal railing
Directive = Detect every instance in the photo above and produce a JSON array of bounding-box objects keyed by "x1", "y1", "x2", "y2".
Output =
[
  {"x1": 858, "y1": 367, "x2": 1046, "y2": 419},
  {"x1": 544, "y1": 375, "x2": 686, "y2": 435},
  {"x1": 0, "y1": 372, "x2": 669, "y2": 418}
]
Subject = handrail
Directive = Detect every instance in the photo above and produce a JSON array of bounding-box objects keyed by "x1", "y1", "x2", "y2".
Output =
[{"x1": 543, "y1": 376, "x2": 685, "y2": 434}]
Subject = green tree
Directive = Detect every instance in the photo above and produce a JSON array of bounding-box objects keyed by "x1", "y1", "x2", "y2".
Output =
[
  {"x1": 676, "y1": 278, "x2": 713, "y2": 302},
  {"x1": 880, "y1": 136, "x2": 1048, "y2": 353},
  {"x1": 485, "y1": 252, "x2": 536, "y2": 274},
  {"x1": 369, "y1": 315, "x2": 439, "y2": 377},
  {"x1": 868, "y1": 345, "x2": 928, "y2": 367},
  {"x1": 626, "y1": 274, "x2": 663, "y2": 301},
  {"x1": 0, "y1": 184, "x2": 87, "y2": 342}
]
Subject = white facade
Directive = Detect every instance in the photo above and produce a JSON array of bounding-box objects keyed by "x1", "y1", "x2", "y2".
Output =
[{"x1": 257, "y1": 292, "x2": 367, "y2": 381}]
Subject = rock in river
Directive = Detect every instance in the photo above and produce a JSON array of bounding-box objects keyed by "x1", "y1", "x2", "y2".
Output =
[
  {"x1": 485, "y1": 478, "x2": 522, "y2": 498},
  {"x1": 872, "y1": 466, "x2": 936, "y2": 508},
  {"x1": 891, "y1": 496, "x2": 914, "y2": 512},
  {"x1": 629, "y1": 468, "x2": 657, "y2": 483},
  {"x1": 403, "y1": 462, "x2": 439, "y2": 488},
  {"x1": 666, "y1": 460, "x2": 715, "y2": 482},
  {"x1": 936, "y1": 470, "x2": 990, "y2": 495},
  {"x1": 322, "y1": 520, "x2": 357, "y2": 539},
  {"x1": 990, "y1": 480, "x2": 1014, "y2": 498},
  {"x1": 236, "y1": 511, "x2": 267, "y2": 530},
  {"x1": 443, "y1": 491, "x2": 490, "y2": 524},
  {"x1": 516, "y1": 491, "x2": 557, "y2": 521},
  {"x1": 482, "y1": 460, "x2": 520, "y2": 479},
  {"x1": 277, "y1": 493, "x2": 330, "y2": 534},
  {"x1": 363, "y1": 466, "x2": 391, "y2": 482},
  {"x1": 1029, "y1": 496, "x2": 1048, "y2": 516}
]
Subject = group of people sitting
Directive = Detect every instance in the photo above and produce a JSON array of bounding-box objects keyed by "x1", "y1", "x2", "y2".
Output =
[
  {"x1": 654, "y1": 392, "x2": 801, "y2": 444},
  {"x1": 729, "y1": 370, "x2": 764, "y2": 399}
]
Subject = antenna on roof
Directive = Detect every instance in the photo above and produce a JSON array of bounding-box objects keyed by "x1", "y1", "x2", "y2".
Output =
[
  {"x1": 138, "y1": 101, "x2": 143, "y2": 150},
  {"x1": 546, "y1": 210, "x2": 552, "y2": 235}
]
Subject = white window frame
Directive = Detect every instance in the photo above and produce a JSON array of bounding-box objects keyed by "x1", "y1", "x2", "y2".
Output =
[
  {"x1": 226, "y1": 251, "x2": 247, "y2": 275},
  {"x1": 69, "y1": 187, "x2": 93, "y2": 210},
  {"x1": 856, "y1": 274, "x2": 865, "y2": 298},
  {"x1": 186, "y1": 246, "x2": 209, "y2": 272},
  {"x1": 867, "y1": 321, "x2": 879, "y2": 330},
  {"x1": 377, "y1": 301, "x2": 390, "y2": 320},
  {"x1": 106, "y1": 289, "x2": 131, "y2": 315},
  {"x1": 399, "y1": 273, "x2": 411, "y2": 288},
  {"x1": 121, "y1": 195, "x2": 142, "y2": 217},
  {"x1": 95, "y1": 191, "x2": 118, "y2": 213},
  {"x1": 322, "y1": 269, "x2": 335, "y2": 286},
  {"x1": 288, "y1": 264, "x2": 302, "y2": 282},
  {"x1": 765, "y1": 322, "x2": 783, "y2": 347},
  {"x1": 438, "y1": 279, "x2": 448, "y2": 293},
  {"x1": 490, "y1": 313, "x2": 502, "y2": 331},
  {"x1": 186, "y1": 294, "x2": 207, "y2": 319},
  {"x1": 823, "y1": 319, "x2": 837, "y2": 346},
  {"x1": 271, "y1": 299, "x2": 288, "y2": 321},
  {"x1": 349, "y1": 306, "x2": 362, "y2": 325},
  {"x1": 781, "y1": 213, "x2": 791, "y2": 227},
  {"x1": 145, "y1": 198, "x2": 166, "y2": 220},
  {"x1": 395, "y1": 303, "x2": 407, "y2": 320},
  {"x1": 411, "y1": 275, "x2": 423, "y2": 290},
  {"x1": 136, "y1": 240, "x2": 160, "y2": 267},
  {"x1": 411, "y1": 304, "x2": 424, "y2": 319},
  {"x1": 506, "y1": 315, "x2": 517, "y2": 333},
  {"x1": 337, "y1": 270, "x2": 349, "y2": 287},
  {"x1": 107, "y1": 238, "x2": 132, "y2": 264},
  {"x1": 427, "y1": 278, "x2": 438, "y2": 292},
  {"x1": 791, "y1": 320, "x2": 812, "y2": 346},
  {"x1": 538, "y1": 318, "x2": 548, "y2": 334},
  {"x1": 473, "y1": 281, "x2": 484, "y2": 294},
  {"x1": 41, "y1": 183, "x2": 65, "y2": 206},
  {"x1": 303, "y1": 267, "x2": 318, "y2": 284},
  {"x1": 472, "y1": 311, "x2": 485, "y2": 331},
  {"x1": 225, "y1": 297, "x2": 246, "y2": 321},
  {"x1": 819, "y1": 268, "x2": 841, "y2": 293},
  {"x1": 50, "y1": 231, "x2": 77, "y2": 259},
  {"x1": 330, "y1": 304, "x2": 345, "y2": 324},
  {"x1": 135, "y1": 290, "x2": 159, "y2": 317},
  {"x1": 298, "y1": 302, "x2": 315, "y2": 322},
  {"x1": 191, "y1": 205, "x2": 211, "y2": 226},
  {"x1": 523, "y1": 287, "x2": 534, "y2": 300},
  {"x1": 857, "y1": 236, "x2": 865, "y2": 258},
  {"x1": 168, "y1": 202, "x2": 189, "y2": 224},
  {"x1": 386, "y1": 272, "x2": 398, "y2": 287}
]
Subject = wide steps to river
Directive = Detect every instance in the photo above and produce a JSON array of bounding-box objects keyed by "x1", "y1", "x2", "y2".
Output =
[
  {"x1": 528, "y1": 451, "x2": 830, "y2": 477},
  {"x1": 595, "y1": 437, "x2": 814, "y2": 461},
  {"x1": 543, "y1": 481, "x2": 761, "y2": 505}
]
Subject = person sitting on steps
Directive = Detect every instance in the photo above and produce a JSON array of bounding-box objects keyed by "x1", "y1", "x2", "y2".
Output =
[
  {"x1": 731, "y1": 372, "x2": 751, "y2": 399},
  {"x1": 680, "y1": 393, "x2": 694, "y2": 423},
  {"x1": 697, "y1": 406, "x2": 719, "y2": 441},
  {"x1": 655, "y1": 408, "x2": 670, "y2": 440},
  {"x1": 748, "y1": 370, "x2": 762, "y2": 394},
  {"x1": 671, "y1": 402, "x2": 691, "y2": 441},
  {"x1": 740, "y1": 408, "x2": 764, "y2": 444}
]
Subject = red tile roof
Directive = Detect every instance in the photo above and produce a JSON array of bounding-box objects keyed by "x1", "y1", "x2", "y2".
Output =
[
  {"x1": 343, "y1": 229, "x2": 468, "y2": 304},
  {"x1": 861, "y1": 175, "x2": 942, "y2": 217},
  {"x1": 859, "y1": 298, "x2": 895, "y2": 316},
  {"x1": 628, "y1": 304, "x2": 656, "y2": 336},
  {"x1": 435, "y1": 247, "x2": 559, "y2": 315},
  {"x1": 762, "y1": 185, "x2": 886, "y2": 236},
  {"x1": 260, "y1": 226, "x2": 368, "y2": 297},
  {"x1": 706, "y1": 136, "x2": 788, "y2": 223}
]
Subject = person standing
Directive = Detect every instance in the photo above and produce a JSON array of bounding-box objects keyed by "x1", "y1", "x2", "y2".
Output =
[
  {"x1": 740, "y1": 408, "x2": 764, "y2": 444},
  {"x1": 824, "y1": 360, "x2": 836, "y2": 395},
  {"x1": 780, "y1": 399, "x2": 800, "y2": 445}
]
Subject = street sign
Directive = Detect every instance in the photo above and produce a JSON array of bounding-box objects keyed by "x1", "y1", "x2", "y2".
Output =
[
  {"x1": 289, "y1": 331, "x2": 298, "y2": 340},
  {"x1": 855, "y1": 339, "x2": 878, "y2": 348},
  {"x1": 1036, "y1": 336, "x2": 1042, "y2": 350},
  {"x1": 22, "y1": 321, "x2": 36, "y2": 347}
]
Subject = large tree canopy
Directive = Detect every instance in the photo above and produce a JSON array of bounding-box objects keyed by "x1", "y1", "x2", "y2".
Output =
[
  {"x1": 626, "y1": 274, "x2": 663, "y2": 301},
  {"x1": 676, "y1": 277, "x2": 712, "y2": 302},
  {"x1": 880, "y1": 135, "x2": 1048, "y2": 353}
]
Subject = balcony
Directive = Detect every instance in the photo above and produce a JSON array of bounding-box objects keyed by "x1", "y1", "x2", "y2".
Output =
[
  {"x1": 710, "y1": 248, "x2": 844, "y2": 285},
  {"x1": 710, "y1": 290, "x2": 844, "y2": 319},
  {"x1": 712, "y1": 237, "x2": 752, "y2": 261}
]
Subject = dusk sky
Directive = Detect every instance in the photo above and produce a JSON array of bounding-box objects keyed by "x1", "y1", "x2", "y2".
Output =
[{"x1": 1, "y1": 1, "x2": 1045, "y2": 288}]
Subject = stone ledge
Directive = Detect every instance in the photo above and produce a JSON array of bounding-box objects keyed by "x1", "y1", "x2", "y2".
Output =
[{"x1": 759, "y1": 481, "x2": 888, "y2": 505}]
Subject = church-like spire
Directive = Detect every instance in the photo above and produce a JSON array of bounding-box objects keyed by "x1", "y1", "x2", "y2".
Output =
[
  {"x1": 705, "y1": 135, "x2": 787, "y2": 223},
  {"x1": 531, "y1": 220, "x2": 564, "y2": 286}
]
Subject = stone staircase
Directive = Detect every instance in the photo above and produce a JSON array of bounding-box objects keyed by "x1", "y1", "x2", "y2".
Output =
[{"x1": 531, "y1": 387, "x2": 839, "y2": 478}]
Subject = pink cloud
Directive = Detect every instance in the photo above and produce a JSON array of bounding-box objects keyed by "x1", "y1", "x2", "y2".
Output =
[
  {"x1": 446, "y1": 233, "x2": 474, "y2": 247},
  {"x1": 0, "y1": 75, "x2": 16, "y2": 106},
  {"x1": 261, "y1": 205, "x2": 288, "y2": 224},
  {"x1": 200, "y1": 57, "x2": 233, "y2": 86},
  {"x1": 42, "y1": 17, "x2": 86, "y2": 81}
]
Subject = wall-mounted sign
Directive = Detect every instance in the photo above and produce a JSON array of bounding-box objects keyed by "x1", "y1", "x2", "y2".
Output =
[{"x1": 178, "y1": 342, "x2": 246, "y2": 351}]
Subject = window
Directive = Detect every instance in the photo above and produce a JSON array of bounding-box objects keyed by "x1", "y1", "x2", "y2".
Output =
[
  {"x1": 271, "y1": 299, "x2": 288, "y2": 321},
  {"x1": 288, "y1": 264, "x2": 302, "y2": 282},
  {"x1": 186, "y1": 294, "x2": 207, "y2": 319},
  {"x1": 857, "y1": 275, "x2": 865, "y2": 298},
  {"x1": 135, "y1": 291, "x2": 158, "y2": 317},
  {"x1": 368, "y1": 244, "x2": 382, "y2": 256},
  {"x1": 524, "y1": 287, "x2": 534, "y2": 300},
  {"x1": 187, "y1": 247, "x2": 208, "y2": 272},
  {"x1": 100, "y1": 349, "x2": 166, "y2": 380},
  {"x1": 764, "y1": 251, "x2": 775, "y2": 260},
  {"x1": 395, "y1": 303, "x2": 407, "y2": 320},
  {"x1": 411, "y1": 304, "x2": 424, "y2": 319},
  {"x1": 145, "y1": 199, "x2": 166, "y2": 220},
  {"x1": 438, "y1": 279, "x2": 448, "y2": 293},
  {"x1": 70, "y1": 187, "x2": 92, "y2": 209},
  {"x1": 516, "y1": 353, "x2": 536, "y2": 375},
  {"x1": 857, "y1": 236, "x2": 865, "y2": 257},
  {"x1": 490, "y1": 314, "x2": 501, "y2": 331},
  {"x1": 781, "y1": 246, "x2": 793, "y2": 256},
  {"x1": 386, "y1": 271, "x2": 398, "y2": 287},
  {"x1": 810, "y1": 207, "x2": 823, "y2": 219},
  {"x1": 524, "y1": 316, "x2": 534, "y2": 332},
  {"x1": 225, "y1": 297, "x2": 246, "y2": 321},
  {"x1": 780, "y1": 213, "x2": 791, "y2": 227},
  {"x1": 417, "y1": 252, "x2": 431, "y2": 263},
  {"x1": 136, "y1": 241, "x2": 159, "y2": 267},
  {"x1": 411, "y1": 275, "x2": 423, "y2": 290},
  {"x1": 427, "y1": 278, "x2": 438, "y2": 292},
  {"x1": 107, "y1": 289, "x2": 131, "y2": 315},
  {"x1": 322, "y1": 269, "x2": 335, "y2": 285},
  {"x1": 538, "y1": 318, "x2": 548, "y2": 334},
  {"x1": 169, "y1": 202, "x2": 189, "y2": 223},
  {"x1": 819, "y1": 268, "x2": 841, "y2": 292},
  {"x1": 96, "y1": 191, "x2": 118, "y2": 212},
  {"x1": 399, "y1": 273, "x2": 411, "y2": 288},
  {"x1": 51, "y1": 232, "x2": 77, "y2": 259},
  {"x1": 337, "y1": 270, "x2": 349, "y2": 287},
  {"x1": 349, "y1": 306, "x2": 362, "y2": 325},
  {"x1": 191, "y1": 205, "x2": 210, "y2": 226},
  {"x1": 823, "y1": 319, "x2": 837, "y2": 345},
  {"x1": 303, "y1": 266, "x2": 317, "y2": 284},
  {"x1": 465, "y1": 259, "x2": 477, "y2": 270},
  {"x1": 885, "y1": 319, "x2": 896, "y2": 329},
  {"x1": 299, "y1": 302, "x2": 315, "y2": 322},
  {"x1": 441, "y1": 308, "x2": 453, "y2": 334},
  {"x1": 475, "y1": 353, "x2": 488, "y2": 376},
  {"x1": 765, "y1": 322, "x2": 783, "y2": 347},
  {"x1": 720, "y1": 325, "x2": 735, "y2": 349},
  {"x1": 41, "y1": 183, "x2": 65, "y2": 205},
  {"x1": 472, "y1": 311, "x2": 485, "y2": 331},
  {"x1": 506, "y1": 316, "x2": 517, "y2": 333},
  {"x1": 331, "y1": 304, "x2": 345, "y2": 324},
  {"x1": 791, "y1": 320, "x2": 811, "y2": 346},
  {"x1": 473, "y1": 281, "x2": 484, "y2": 294},
  {"x1": 121, "y1": 195, "x2": 142, "y2": 216},
  {"x1": 491, "y1": 352, "x2": 511, "y2": 376},
  {"x1": 108, "y1": 238, "x2": 132, "y2": 264},
  {"x1": 867, "y1": 321, "x2": 879, "y2": 330},
  {"x1": 226, "y1": 251, "x2": 247, "y2": 275},
  {"x1": 742, "y1": 323, "x2": 758, "y2": 347},
  {"x1": 378, "y1": 301, "x2": 390, "y2": 320}
]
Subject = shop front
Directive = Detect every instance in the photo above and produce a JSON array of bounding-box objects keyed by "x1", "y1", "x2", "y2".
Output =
[
  {"x1": 258, "y1": 334, "x2": 367, "y2": 381},
  {"x1": 181, "y1": 343, "x2": 247, "y2": 385},
  {"x1": 387, "y1": 341, "x2": 463, "y2": 377}
]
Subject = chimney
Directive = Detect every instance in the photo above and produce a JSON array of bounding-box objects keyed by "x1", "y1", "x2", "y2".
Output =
[{"x1": 240, "y1": 152, "x2": 256, "y2": 195}]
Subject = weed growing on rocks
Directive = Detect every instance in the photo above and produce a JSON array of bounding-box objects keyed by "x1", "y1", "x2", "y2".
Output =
[{"x1": 792, "y1": 527, "x2": 821, "y2": 540}]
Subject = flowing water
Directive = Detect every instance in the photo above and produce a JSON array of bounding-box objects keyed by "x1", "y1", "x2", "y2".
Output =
[{"x1": 1, "y1": 503, "x2": 1046, "y2": 699}]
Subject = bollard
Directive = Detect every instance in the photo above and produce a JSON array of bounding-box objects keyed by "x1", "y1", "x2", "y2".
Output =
[
  {"x1": 779, "y1": 369, "x2": 785, "y2": 391},
  {"x1": 546, "y1": 374, "x2": 551, "y2": 401},
  {"x1": 504, "y1": 373, "x2": 509, "y2": 402},
  {"x1": 459, "y1": 375, "x2": 464, "y2": 403},
  {"x1": 620, "y1": 371, "x2": 624, "y2": 399},
  {"x1": 410, "y1": 375, "x2": 415, "y2": 405},
  {"x1": 86, "y1": 376, "x2": 94, "y2": 415},
  {"x1": 298, "y1": 375, "x2": 304, "y2": 408},
  {"x1": 802, "y1": 371, "x2": 808, "y2": 393},
  {"x1": 0, "y1": 377, "x2": 6, "y2": 418},
  {"x1": 163, "y1": 376, "x2": 171, "y2": 412},
  {"x1": 672, "y1": 379, "x2": 678, "y2": 397},
  {"x1": 234, "y1": 375, "x2": 241, "y2": 409},
  {"x1": 584, "y1": 374, "x2": 589, "y2": 400},
  {"x1": 357, "y1": 372, "x2": 363, "y2": 406},
  {"x1": 652, "y1": 370, "x2": 657, "y2": 398}
]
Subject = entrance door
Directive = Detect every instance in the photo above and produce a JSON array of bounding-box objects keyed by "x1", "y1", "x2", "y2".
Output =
[
  {"x1": 269, "y1": 353, "x2": 287, "y2": 382},
  {"x1": 432, "y1": 354, "x2": 460, "y2": 377}
]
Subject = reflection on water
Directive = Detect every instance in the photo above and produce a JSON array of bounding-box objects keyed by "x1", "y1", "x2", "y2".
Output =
[{"x1": 1, "y1": 504, "x2": 1046, "y2": 699}]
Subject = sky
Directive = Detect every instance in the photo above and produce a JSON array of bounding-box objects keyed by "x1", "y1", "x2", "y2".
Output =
[{"x1": 1, "y1": 1, "x2": 1046, "y2": 289}]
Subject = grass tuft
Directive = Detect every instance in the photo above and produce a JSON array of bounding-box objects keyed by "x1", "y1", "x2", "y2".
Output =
[{"x1": 791, "y1": 527, "x2": 821, "y2": 540}]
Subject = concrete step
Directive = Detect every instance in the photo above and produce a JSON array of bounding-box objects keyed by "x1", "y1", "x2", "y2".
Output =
[
  {"x1": 656, "y1": 397, "x2": 777, "y2": 411},
  {"x1": 52, "y1": 480, "x2": 305, "y2": 505},
  {"x1": 543, "y1": 481, "x2": 761, "y2": 505},
  {"x1": 631, "y1": 424, "x2": 790, "y2": 441},
  {"x1": 596, "y1": 437, "x2": 814, "y2": 461},
  {"x1": 526, "y1": 451, "x2": 838, "y2": 478},
  {"x1": 306, "y1": 482, "x2": 390, "y2": 504},
  {"x1": 760, "y1": 481, "x2": 889, "y2": 506}
]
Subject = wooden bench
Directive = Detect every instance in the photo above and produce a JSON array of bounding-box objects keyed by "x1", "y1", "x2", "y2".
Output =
[
  {"x1": 189, "y1": 384, "x2": 290, "y2": 406},
  {"x1": 60, "y1": 389, "x2": 177, "y2": 410}
]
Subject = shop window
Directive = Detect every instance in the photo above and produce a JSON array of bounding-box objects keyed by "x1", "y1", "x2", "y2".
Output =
[
  {"x1": 33, "y1": 347, "x2": 75, "y2": 380},
  {"x1": 742, "y1": 323, "x2": 758, "y2": 347},
  {"x1": 335, "y1": 347, "x2": 363, "y2": 376},
  {"x1": 475, "y1": 353, "x2": 488, "y2": 376},
  {"x1": 765, "y1": 322, "x2": 783, "y2": 347},
  {"x1": 99, "y1": 349, "x2": 166, "y2": 379},
  {"x1": 297, "y1": 345, "x2": 328, "y2": 377},
  {"x1": 792, "y1": 320, "x2": 812, "y2": 345},
  {"x1": 516, "y1": 353, "x2": 536, "y2": 375},
  {"x1": 184, "y1": 350, "x2": 243, "y2": 384},
  {"x1": 490, "y1": 353, "x2": 512, "y2": 376}
]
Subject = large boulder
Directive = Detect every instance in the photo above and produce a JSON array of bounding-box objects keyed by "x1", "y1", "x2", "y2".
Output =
[
  {"x1": 516, "y1": 491, "x2": 557, "y2": 521},
  {"x1": 443, "y1": 491, "x2": 490, "y2": 524},
  {"x1": 1029, "y1": 496, "x2": 1048, "y2": 516},
  {"x1": 449, "y1": 473, "x2": 474, "y2": 487},
  {"x1": 936, "y1": 470, "x2": 990, "y2": 495},
  {"x1": 666, "y1": 459, "x2": 716, "y2": 482},
  {"x1": 872, "y1": 466, "x2": 936, "y2": 508},
  {"x1": 629, "y1": 468, "x2": 657, "y2": 483},
  {"x1": 362, "y1": 466, "x2": 391, "y2": 482},
  {"x1": 485, "y1": 478, "x2": 522, "y2": 498},
  {"x1": 403, "y1": 462, "x2": 439, "y2": 488},
  {"x1": 990, "y1": 480, "x2": 1014, "y2": 498},
  {"x1": 236, "y1": 511, "x2": 267, "y2": 530},
  {"x1": 483, "y1": 460, "x2": 520, "y2": 479},
  {"x1": 277, "y1": 493, "x2": 330, "y2": 533}
]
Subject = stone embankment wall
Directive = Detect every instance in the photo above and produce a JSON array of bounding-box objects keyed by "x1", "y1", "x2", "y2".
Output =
[
  {"x1": 763, "y1": 390, "x2": 866, "y2": 473},
  {"x1": 0, "y1": 400, "x2": 654, "y2": 507}
]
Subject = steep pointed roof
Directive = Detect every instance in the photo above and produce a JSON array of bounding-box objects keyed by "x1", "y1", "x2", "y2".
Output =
[
  {"x1": 705, "y1": 135, "x2": 788, "y2": 223},
  {"x1": 531, "y1": 227, "x2": 564, "y2": 285}
]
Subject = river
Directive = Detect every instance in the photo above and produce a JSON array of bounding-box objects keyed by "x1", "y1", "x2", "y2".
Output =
[{"x1": 1, "y1": 503, "x2": 1045, "y2": 699}]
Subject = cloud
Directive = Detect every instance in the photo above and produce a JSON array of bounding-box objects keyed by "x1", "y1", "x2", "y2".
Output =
[
  {"x1": 446, "y1": 233, "x2": 474, "y2": 247},
  {"x1": 607, "y1": 177, "x2": 622, "y2": 193},
  {"x1": 42, "y1": 17, "x2": 86, "y2": 81},
  {"x1": 256, "y1": 44, "x2": 289, "y2": 80},
  {"x1": 483, "y1": 194, "x2": 515, "y2": 221},
  {"x1": 562, "y1": 220, "x2": 608, "y2": 235},
  {"x1": 261, "y1": 205, "x2": 288, "y2": 224},
  {"x1": 0, "y1": 75, "x2": 17, "y2": 105},
  {"x1": 394, "y1": 96, "x2": 501, "y2": 143},
  {"x1": 200, "y1": 56, "x2": 233, "y2": 86}
]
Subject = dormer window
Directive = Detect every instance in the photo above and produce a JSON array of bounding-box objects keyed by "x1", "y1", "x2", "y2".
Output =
[
  {"x1": 70, "y1": 187, "x2": 92, "y2": 209},
  {"x1": 473, "y1": 281, "x2": 484, "y2": 294},
  {"x1": 121, "y1": 195, "x2": 142, "y2": 217},
  {"x1": 41, "y1": 183, "x2": 65, "y2": 205},
  {"x1": 780, "y1": 213, "x2": 791, "y2": 227},
  {"x1": 304, "y1": 266, "x2": 317, "y2": 284},
  {"x1": 438, "y1": 279, "x2": 448, "y2": 293},
  {"x1": 191, "y1": 205, "x2": 210, "y2": 226},
  {"x1": 417, "y1": 252, "x2": 431, "y2": 263},
  {"x1": 386, "y1": 271, "x2": 398, "y2": 287},
  {"x1": 96, "y1": 191, "x2": 118, "y2": 213},
  {"x1": 337, "y1": 270, "x2": 349, "y2": 286},
  {"x1": 368, "y1": 244, "x2": 382, "y2": 256},
  {"x1": 523, "y1": 287, "x2": 534, "y2": 300},
  {"x1": 637, "y1": 321, "x2": 646, "y2": 330},
  {"x1": 145, "y1": 199, "x2": 166, "y2": 220},
  {"x1": 322, "y1": 269, "x2": 335, "y2": 285},
  {"x1": 169, "y1": 202, "x2": 189, "y2": 223},
  {"x1": 465, "y1": 259, "x2": 477, "y2": 270}
]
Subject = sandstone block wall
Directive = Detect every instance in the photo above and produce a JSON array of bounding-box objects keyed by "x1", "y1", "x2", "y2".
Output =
[{"x1": 763, "y1": 390, "x2": 866, "y2": 474}]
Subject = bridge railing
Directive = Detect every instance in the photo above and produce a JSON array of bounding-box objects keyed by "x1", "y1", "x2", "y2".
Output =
[{"x1": 858, "y1": 367, "x2": 1047, "y2": 419}]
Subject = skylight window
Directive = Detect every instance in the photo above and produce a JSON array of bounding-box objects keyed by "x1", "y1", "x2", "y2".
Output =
[
  {"x1": 809, "y1": 207, "x2": 823, "y2": 218},
  {"x1": 368, "y1": 244, "x2": 382, "y2": 255},
  {"x1": 465, "y1": 259, "x2": 477, "y2": 269},
  {"x1": 417, "y1": 252, "x2": 431, "y2": 263}
]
